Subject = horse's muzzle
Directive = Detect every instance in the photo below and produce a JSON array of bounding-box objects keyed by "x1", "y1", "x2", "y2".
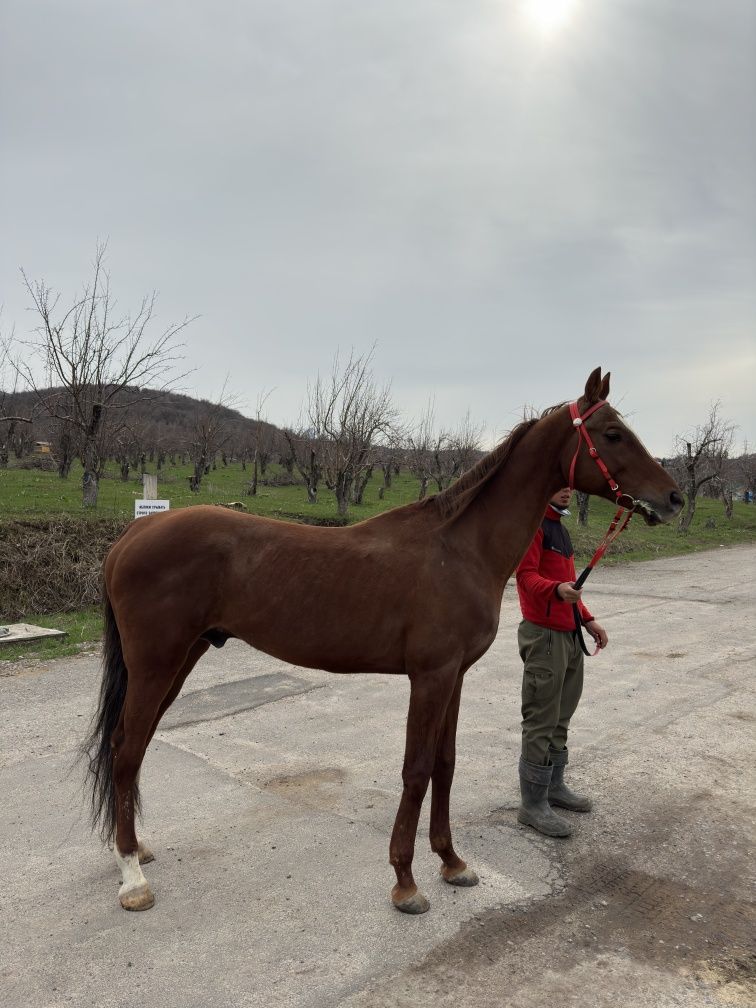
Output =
[{"x1": 635, "y1": 491, "x2": 684, "y2": 526}]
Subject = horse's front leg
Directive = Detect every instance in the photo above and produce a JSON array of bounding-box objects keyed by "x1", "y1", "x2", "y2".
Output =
[
  {"x1": 390, "y1": 665, "x2": 458, "y2": 914},
  {"x1": 430, "y1": 673, "x2": 479, "y2": 888}
]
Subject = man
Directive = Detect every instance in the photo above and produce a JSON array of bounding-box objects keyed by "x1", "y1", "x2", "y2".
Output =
[{"x1": 515, "y1": 487, "x2": 608, "y2": 837}]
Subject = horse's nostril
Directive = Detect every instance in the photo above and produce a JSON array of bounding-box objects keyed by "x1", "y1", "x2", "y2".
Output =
[{"x1": 670, "y1": 491, "x2": 684, "y2": 509}]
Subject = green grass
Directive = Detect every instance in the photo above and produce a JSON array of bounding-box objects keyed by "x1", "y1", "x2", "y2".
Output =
[
  {"x1": 0, "y1": 459, "x2": 421, "y2": 522},
  {"x1": 0, "y1": 606, "x2": 103, "y2": 664}
]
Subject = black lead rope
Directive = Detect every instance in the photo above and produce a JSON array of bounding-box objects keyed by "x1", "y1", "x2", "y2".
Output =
[
  {"x1": 572, "y1": 566, "x2": 595, "y2": 657},
  {"x1": 568, "y1": 503, "x2": 635, "y2": 658}
]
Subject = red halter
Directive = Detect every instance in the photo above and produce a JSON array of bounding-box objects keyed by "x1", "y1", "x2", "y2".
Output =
[
  {"x1": 567, "y1": 399, "x2": 637, "y2": 656},
  {"x1": 568, "y1": 400, "x2": 615, "y2": 493}
]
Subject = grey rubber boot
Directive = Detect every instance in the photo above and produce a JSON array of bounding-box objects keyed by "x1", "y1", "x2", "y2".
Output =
[
  {"x1": 548, "y1": 747, "x2": 593, "y2": 812},
  {"x1": 517, "y1": 757, "x2": 572, "y2": 837}
]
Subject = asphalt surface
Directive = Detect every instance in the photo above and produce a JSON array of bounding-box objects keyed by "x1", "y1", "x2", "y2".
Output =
[{"x1": 1, "y1": 544, "x2": 754, "y2": 1008}]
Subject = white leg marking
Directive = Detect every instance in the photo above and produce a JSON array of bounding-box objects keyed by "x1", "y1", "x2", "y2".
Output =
[{"x1": 115, "y1": 846, "x2": 148, "y2": 898}]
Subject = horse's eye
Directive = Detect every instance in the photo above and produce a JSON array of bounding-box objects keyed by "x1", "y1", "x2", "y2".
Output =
[{"x1": 605, "y1": 429, "x2": 622, "y2": 442}]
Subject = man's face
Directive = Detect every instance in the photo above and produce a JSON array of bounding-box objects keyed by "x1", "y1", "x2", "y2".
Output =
[{"x1": 551, "y1": 487, "x2": 572, "y2": 509}]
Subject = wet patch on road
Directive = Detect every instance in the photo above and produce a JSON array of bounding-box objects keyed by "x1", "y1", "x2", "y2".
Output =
[{"x1": 262, "y1": 765, "x2": 349, "y2": 812}]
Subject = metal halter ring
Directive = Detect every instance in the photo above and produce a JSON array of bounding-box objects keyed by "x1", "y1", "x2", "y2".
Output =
[{"x1": 616, "y1": 492, "x2": 638, "y2": 510}]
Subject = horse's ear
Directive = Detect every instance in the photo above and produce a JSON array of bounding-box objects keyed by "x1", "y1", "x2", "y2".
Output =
[
  {"x1": 583, "y1": 367, "x2": 604, "y2": 404},
  {"x1": 599, "y1": 371, "x2": 611, "y2": 400}
]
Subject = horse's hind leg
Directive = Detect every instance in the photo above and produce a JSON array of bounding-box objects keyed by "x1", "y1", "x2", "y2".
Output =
[
  {"x1": 111, "y1": 642, "x2": 195, "y2": 910},
  {"x1": 430, "y1": 674, "x2": 479, "y2": 888},
  {"x1": 134, "y1": 639, "x2": 211, "y2": 867}
]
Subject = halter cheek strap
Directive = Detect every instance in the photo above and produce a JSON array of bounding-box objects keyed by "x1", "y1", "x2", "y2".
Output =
[
  {"x1": 568, "y1": 400, "x2": 618, "y2": 494},
  {"x1": 567, "y1": 399, "x2": 637, "y2": 657}
]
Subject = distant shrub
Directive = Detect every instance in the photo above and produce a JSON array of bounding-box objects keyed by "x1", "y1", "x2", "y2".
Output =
[{"x1": 16, "y1": 455, "x2": 58, "y2": 472}]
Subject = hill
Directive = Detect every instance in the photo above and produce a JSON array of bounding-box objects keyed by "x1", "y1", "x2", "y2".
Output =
[{"x1": 0, "y1": 385, "x2": 283, "y2": 462}]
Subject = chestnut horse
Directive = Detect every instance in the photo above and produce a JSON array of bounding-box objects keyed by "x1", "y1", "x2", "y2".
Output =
[{"x1": 83, "y1": 369, "x2": 682, "y2": 914}]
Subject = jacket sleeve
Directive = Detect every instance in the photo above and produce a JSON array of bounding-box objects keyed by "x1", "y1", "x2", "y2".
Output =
[{"x1": 516, "y1": 528, "x2": 561, "y2": 609}]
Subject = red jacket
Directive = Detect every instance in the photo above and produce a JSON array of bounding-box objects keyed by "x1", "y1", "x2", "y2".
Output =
[{"x1": 516, "y1": 505, "x2": 594, "y2": 632}]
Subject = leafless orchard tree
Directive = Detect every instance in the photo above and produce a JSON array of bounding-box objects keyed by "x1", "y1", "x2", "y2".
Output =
[
  {"x1": 575, "y1": 491, "x2": 591, "y2": 526},
  {"x1": 113, "y1": 418, "x2": 153, "y2": 482},
  {"x1": 0, "y1": 331, "x2": 33, "y2": 468},
  {"x1": 736, "y1": 442, "x2": 756, "y2": 501},
  {"x1": 674, "y1": 402, "x2": 736, "y2": 532},
  {"x1": 406, "y1": 400, "x2": 483, "y2": 501},
  {"x1": 18, "y1": 244, "x2": 190, "y2": 506},
  {"x1": 187, "y1": 383, "x2": 237, "y2": 493},
  {"x1": 405, "y1": 399, "x2": 440, "y2": 500},
  {"x1": 308, "y1": 348, "x2": 400, "y2": 517},
  {"x1": 282, "y1": 424, "x2": 322, "y2": 504},
  {"x1": 452, "y1": 409, "x2": 485, "y2": 475},
  {"x1": 246, "y1": 390, "x2": 274, "y2": 497}
]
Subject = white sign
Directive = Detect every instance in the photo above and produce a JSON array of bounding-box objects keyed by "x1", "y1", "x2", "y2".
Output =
[{"x1": 135, "y1": 499, "x2": 170, "y2": 519}]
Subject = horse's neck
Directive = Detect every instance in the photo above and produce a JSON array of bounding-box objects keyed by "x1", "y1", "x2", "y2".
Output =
[{"x1": 452, "y1": 411, "x2": 569, "y2": 585}]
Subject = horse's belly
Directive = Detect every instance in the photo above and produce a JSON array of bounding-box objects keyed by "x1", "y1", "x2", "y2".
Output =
[{"x1": 240, "y1": 631, "x2": 405, "y2": 676}]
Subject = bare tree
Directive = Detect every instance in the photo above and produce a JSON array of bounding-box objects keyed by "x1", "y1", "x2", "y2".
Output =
[
  {"x1": 283, "y1": 425, "x2": 322, "y2": 504},
  {"x1": 246, "y1": 389, "x2": 274, "y2": 497},
  {"x1": 309, "y1": 348, "x2": 399, "y2": 517},
  {"x1": 113, "y1": 418, "x2": 152, "y2": 483},
  {"x1": 736, "y1": 442, "x2": 756, "y2": 502},
  {"x1": 575, "y1": 491, "x2": 590, "y2": 526},
  {"x1": 674, "y1": 402, "x2": 736, "y2": 532},
  {"x1": 18, "y1": 244, "x2": 190, "y2": 506},
  {"x1": 0, "y1": 332, "x2": 33, "y2": 468},
  {"x1": 406, "y1": 400, "x2": 483, "y2": 500},
  {"x1": 352, "y1": 458, "x2": 375, "y2": 505},
  {"x1": 406, "y1": 399, "x2": 439, "y2": 500},
  {"x1": 450, "y1": 409, "x2": 484, "y2": 475},
  {"x1": 187, "y1": 383, "x2": 236, "y2": 493}
]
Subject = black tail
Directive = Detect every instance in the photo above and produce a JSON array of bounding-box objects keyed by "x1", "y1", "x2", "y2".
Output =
[{"x1": 81, "y1": 591, "x2": 138, "y2": 843}]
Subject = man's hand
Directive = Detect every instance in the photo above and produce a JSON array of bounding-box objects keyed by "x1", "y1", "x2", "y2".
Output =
[
  {"x1": 557, "y1": 582, "x2": 583, "y2": 603},
  {"x1": 584, "y1": 620, "x2": 608, "y2": 650}
]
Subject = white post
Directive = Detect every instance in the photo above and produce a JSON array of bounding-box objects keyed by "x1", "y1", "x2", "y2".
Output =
[{"x1": 142, "y1": 473, "x2": 158, "y2": 500}]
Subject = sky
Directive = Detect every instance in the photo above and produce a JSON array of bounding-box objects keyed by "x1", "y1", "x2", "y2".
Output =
[{"x1": 1, "y1": 0, "x2": 754, "y2": 455}]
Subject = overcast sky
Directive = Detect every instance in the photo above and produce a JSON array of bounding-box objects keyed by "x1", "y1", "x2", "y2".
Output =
[{"x1": 2, "y1": 0, "x2": 754, "y2": 455}]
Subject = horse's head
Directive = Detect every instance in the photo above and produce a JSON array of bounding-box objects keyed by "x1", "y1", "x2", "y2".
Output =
[{"x1": 563, "y1": 368, "x2": 684, "y2": 526}]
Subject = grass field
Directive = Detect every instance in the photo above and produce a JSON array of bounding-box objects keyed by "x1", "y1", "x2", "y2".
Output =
[
  {"x1": 0, "y1": 458, "x2": 420, "y2": 523},
  {"x1": 1, "y1": 457, "x2": 754, "y2": 664}
]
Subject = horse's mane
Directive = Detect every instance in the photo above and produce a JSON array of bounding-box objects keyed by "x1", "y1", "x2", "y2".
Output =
[{"x1": 432, "y1": 403, "x2": 567, "y2": 521}]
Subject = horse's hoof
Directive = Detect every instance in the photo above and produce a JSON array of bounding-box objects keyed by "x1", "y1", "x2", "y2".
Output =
[
  {"x1": 392, "y1": 886, "x2": 430, "y2": 915},
  {"x1": 441, "y1": 864, "x2": 479, "y2": 887},
  {"x1": 137, "y1": 842, "x2": 155, "y2": 865},
  {"x1": 119, "y1": 883, "x2": 155, "y2": 912}
]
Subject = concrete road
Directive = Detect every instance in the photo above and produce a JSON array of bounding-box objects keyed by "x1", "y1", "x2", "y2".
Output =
[{"x1": 1, "y1": 545, "x2": 754, "y2": 1008}]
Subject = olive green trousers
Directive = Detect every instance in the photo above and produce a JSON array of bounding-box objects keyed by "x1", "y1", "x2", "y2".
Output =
[{"x1": 519, "y1": 619, "x2": 584, "y2": 766}]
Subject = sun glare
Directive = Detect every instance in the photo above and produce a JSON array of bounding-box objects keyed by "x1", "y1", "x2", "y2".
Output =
[{"x1": 522, "y1": 0, "x2": 577, "y2": 36}]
